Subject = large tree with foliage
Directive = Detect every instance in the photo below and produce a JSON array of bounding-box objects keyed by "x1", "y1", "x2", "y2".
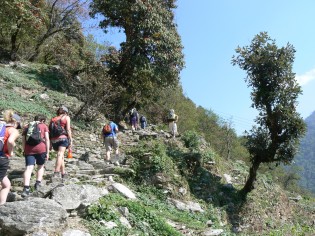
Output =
[
  {"x1": 90, "y1": 0, "x2": 184, "y2": 116},
  {"x1": 0, "y1": 0, "x2": 45, "y2": 60},
  {"x1": 29, "y1": 0, "x2": 89, "y2": 61},
  {"x1": 232, "y1": 32, "x2": 306, "y2": 193}
]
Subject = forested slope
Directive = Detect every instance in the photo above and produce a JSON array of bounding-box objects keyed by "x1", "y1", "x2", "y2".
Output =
[{"x1": 295, "y1": 111, "x2": 315, "y2": 193}]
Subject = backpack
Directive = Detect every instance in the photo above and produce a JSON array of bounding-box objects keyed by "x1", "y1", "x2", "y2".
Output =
[
  {"x1": 102, "y1": 123, "x2": 112, "y2": 135},
  {"x1": 49, "y1": 117, "x2": 67, "y2": 138},
  {"x1": 140, "y1": 116, "x2": 146, "y2": 123},
  {"x1": 129, "y1": 109, "x2": 134, "y2": 117},
  {"x1": 0, "y1": 123, "x2": 6, "y2": 154},
  {"x1": 168, "y1": 111, "x2": 176, "y2": 121},
  {"x1": 26, "y1": 121, "x2": 42, "y2": 146}
]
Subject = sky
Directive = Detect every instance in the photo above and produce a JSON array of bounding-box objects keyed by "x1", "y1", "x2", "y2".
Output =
[{"x1": 85, "y1": 1, "x2": 315, "y2": 135}]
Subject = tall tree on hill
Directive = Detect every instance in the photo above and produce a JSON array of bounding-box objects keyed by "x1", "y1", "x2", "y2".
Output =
[
  {"x1": 90, "y1": 0, "x2": 184, "y2": 117},
  {"x1": 232, "y1": 32, "x2": 306, "y2": 194}
]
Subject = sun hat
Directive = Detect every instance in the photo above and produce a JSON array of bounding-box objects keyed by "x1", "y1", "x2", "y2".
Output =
[
  {"x1": 12, "y1": 113, "x2": 21, "y2": 129},
  {"x1": 60, "y1": 105, "x2": 69, "y2": 113}
]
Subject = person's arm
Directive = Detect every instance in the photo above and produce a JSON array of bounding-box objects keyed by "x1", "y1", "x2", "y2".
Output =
[
  {"x1": 21, "y1": 127, "x2": 27, "y2": 152},
  {"x1": 44, "y1": 129, "x2": 50, "y2": 160},
  {"x1": 65, "y1": 116, "x2": 72, "y2": 148},
  {"x1": 7, "y1": 128, "x2": 20, "y2": 157},
  {"x1": 115, "y1": 124, "x2": 119, "y2": 134},
  {"x1": 175, "y1": 115, "x2": 179, "y2": 122}
]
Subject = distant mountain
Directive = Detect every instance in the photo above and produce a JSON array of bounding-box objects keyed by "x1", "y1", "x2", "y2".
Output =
[{"x1": 294, "y1": 111, "x2": 315, "y2": 193}]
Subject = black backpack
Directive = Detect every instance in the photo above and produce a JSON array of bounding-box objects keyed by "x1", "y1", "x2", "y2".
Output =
[
  {"x1": 26, "y1": 121, "x2": 42, "y2": 146},
  {"x1": 49, "y1": 117, "x2": 67, "y2": 138},
  {"x1": 140, "y1": 116, "x2": 146, "y2": 123}
]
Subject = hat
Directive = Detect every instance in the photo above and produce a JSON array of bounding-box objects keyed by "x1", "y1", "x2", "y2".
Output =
[
  {"x1": 60, "y1": 105, "x2": 69, "y2": 113},
  {"x1": 12, "y1": 113, "x2": 21, "y2": 129}
]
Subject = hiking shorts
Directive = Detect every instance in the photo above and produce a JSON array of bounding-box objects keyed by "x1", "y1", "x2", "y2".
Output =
[
  {"x1": 25, "y1": 153, "x2": 47, "y2": 166},
  {"x1": 0, "y1": 157, "x2": 9, "y2": 181},
  {"x1": 104, "y1": 136, "x2": 119, "y2": 152},
  {"x1": 52, "y1": 138, "x2": 69, "y2": 151},
  {"x1": 169, "y1": 122, "x2": 177, "y2": 134}
]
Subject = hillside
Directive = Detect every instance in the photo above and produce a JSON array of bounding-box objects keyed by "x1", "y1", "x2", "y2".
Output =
[
  {"x1": 0, "y1": 62, "x2": 315, "y2": 236},
  {"x1": 294, "y1": 111, "x2": 315, "y2": 193}
]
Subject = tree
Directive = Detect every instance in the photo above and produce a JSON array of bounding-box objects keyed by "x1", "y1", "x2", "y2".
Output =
[
  {"x1": 0, "y1": 0, "x2": 45, "y2": 60},
  {"x1": 28, "y1": 0, "x2": 89, "y2": 61},
  {"x1": 90, "y1": 0, "x2": 184, "y2": 117},
  {"x1": 231, "y1": 32, "x2": 306, "y2": 194}
]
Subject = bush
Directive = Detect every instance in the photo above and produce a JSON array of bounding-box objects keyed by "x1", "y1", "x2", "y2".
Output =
[{"x1": 181, "y1": 130, "x2": 200, "y2": 151}]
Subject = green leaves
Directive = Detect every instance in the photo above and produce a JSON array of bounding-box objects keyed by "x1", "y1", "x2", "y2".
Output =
[
  {"x1": 90, "y1": 0, "x2": 184, "y2": 111},
  {"x1": 233, "y1": 32, "x2": 306, "y2": 193}
]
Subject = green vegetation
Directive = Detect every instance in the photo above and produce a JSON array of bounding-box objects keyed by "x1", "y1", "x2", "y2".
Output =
[
  {"x1": 86, "y1": 190, "x2": 214, "y2": 236},
  {"x1": 232, "y1": 32, "x2": 306, "y2": 193},
  {"x1": 294, "y1": 111, "x2": 315, "y2": 194}
]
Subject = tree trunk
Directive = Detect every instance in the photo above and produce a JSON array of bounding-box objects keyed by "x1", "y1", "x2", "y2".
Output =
[
  {"x1": 242, "y1": 159, "x2": 261, "y2": 194},
  {"x1": 10, "y1": 28, "x2": 20, "y2": 61}
]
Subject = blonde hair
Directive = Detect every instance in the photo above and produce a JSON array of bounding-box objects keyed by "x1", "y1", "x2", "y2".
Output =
[{"x1": 3, "y1": 110, "x2": 16, "y2": 123}]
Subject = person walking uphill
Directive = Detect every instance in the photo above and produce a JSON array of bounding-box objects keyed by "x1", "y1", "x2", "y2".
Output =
[
  {"x1": 49, "y1": 105, "x2": 72, "y2": 178},
  {"x1": 129, "y1": 108, "x2": 139, "y2": 131},
  {"x1": 0, "y1": 110, "x2": 21, "y2": 205},
  {"x1": 102, "y1": 120, "x2": 119, "y2": 165},
  {"x1": 21, "y1": 114, "x2": 50, "y2": 197},
  {"x1": 140, "y1": 115, "x2": 147, "y2": 129},
  {"x1": 167, "y1": 109, "x2": 179, "y2": 138}
]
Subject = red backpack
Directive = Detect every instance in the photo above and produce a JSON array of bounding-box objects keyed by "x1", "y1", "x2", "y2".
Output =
[{"x1": 102, "y1": 123, "x2": 112, "y2": 135}]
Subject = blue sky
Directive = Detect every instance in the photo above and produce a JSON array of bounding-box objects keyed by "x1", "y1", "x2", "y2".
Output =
[
  {"x1": 85, "y1": 1, "x2": 315, "y2": 135},
  {"x1": 175, "y1": 1, "x2": 315, "y2": 135}
]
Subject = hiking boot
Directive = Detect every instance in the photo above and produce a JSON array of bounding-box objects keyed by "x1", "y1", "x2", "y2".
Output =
[
  {"x1": 53, "y1": 172, "x2": 61, "y2": 178},
  {"x1": 21, "y1": 188, "x2": 30, "y2": 198},
  {"x1": 34, "y1": 182, "x2": 41, "y2": 191},
  {"x1": 61, "y1": 173, "x2": 68, "y2": 179}
]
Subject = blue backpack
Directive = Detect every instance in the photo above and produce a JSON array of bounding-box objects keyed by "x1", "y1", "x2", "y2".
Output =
[{"x1": 0, "y1": 123, "x2": 6, "y2": 155}]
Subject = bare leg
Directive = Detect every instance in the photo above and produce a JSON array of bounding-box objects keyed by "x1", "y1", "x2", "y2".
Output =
[
  {"x1": 36, "y1": 165, "x2": 44, "y2": 182},
  {"x1": 55, "y1": 146, "x2": 66, "y2": 174},
  {"x1": 106, "y1": 150, "x2": 111, "y2": 161},
  {"x1": 0, "y1": 176, "x2": 11, "y2": 205},
  {"x1": 23, "y1": 165, "x2": 34, "y2": 186}
]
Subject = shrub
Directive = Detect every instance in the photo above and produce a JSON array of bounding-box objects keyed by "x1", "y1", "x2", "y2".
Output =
[{"x1": 181, "y1": 130, "x2": 200, "y2": 151}]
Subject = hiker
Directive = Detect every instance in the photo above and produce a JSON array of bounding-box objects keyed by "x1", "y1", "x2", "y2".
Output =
[
  {"x1": 49, "y1": 105, "x2": 72, "y2": 178},
  {"x1": 129, "y1": 108, "x2": 139, "y2": 131},
  {"x1": 167, "y1": 109, "x2": 179, "y2": 138},
  {"x1": 140, "y1": 115, "x2": 147, "y2": 129},
  {"x1": 102, "y1": 119, "x2": 119, "y2": 164},
  {"x1": 0, "y1": 110, "x2": 21, "y2": 205},
  {"x1": 21, "y1": 114, "x2": 50, "y2": 197}
]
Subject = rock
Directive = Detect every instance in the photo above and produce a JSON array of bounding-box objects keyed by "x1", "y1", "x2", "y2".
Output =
[
  {"x1": 0, "y1": 198, "x2": 67, "y2": 235},
  {"x1": 110, "y1": 183, "x2": 137, "y2": 199},
  {"x1": 223, "y1": 174, "x2": 232, "y2": 184},
  {"x1": 179, "y1": 187, "x2": 187, "y2": 195},
  {"x1": 62, "y1": 229, "x2": 91, "y2": 236},
  {"x1": 119, "y1": 216, "x2": 132, "y2": 228},
  {"x1": 169, "y1": 199, "x2": 204, "y2": 213},
  {"x1": 51, "y1": 184, "x2": 108, "y2": 210},
  {"x1": 39, "y1": 93, "x2": 49, "y2": 100},
  {"x1": 202, "y1": 229, "x2": 224, "y2": 235},
  {"x1": 289, "y1": 195, "x2": 303, "y2": 202}
]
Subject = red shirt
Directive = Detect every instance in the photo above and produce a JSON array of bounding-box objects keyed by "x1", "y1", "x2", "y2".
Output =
[{"x1": 23, "y1": 123, "x2": 49, "y2": 155}]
